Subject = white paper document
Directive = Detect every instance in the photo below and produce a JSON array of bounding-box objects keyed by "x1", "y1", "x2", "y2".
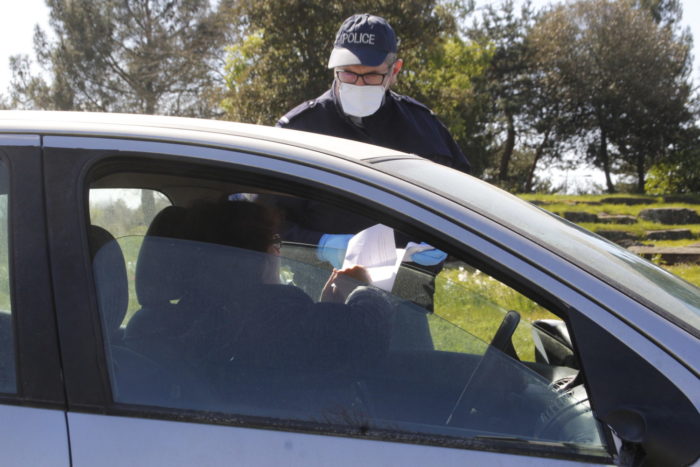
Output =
[{"x1": 342, "y1": 224, "x2": 434, "y2": 292}]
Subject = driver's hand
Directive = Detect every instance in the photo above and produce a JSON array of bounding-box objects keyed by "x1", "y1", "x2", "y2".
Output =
[{"x1": 320, "y1": 265, "x2": 371, "y2": 303}]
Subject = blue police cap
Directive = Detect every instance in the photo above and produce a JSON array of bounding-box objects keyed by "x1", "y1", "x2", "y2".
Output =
[{"x1": 327, "y1": 14, "x2": 398, "y2": 69}]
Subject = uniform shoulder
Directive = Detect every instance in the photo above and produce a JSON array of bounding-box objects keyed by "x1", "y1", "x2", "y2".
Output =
[
  {"x1": 277, "y1": 91, "x2": 333, "y2": 126},
  {"x1": 277, "y1": 99, "x2": 316, "y2": 126},
  {"x1": 391, "y1": 92, "x2": 436, "y2": 116}
]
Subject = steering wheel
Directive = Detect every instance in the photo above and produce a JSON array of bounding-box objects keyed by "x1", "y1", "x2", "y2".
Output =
[
  {"x1": 534, "y1": 384, "x2": 601, "y2": 444},
  {"x1": 490, "y1": 310, "x2": 520, "y2": 357}
]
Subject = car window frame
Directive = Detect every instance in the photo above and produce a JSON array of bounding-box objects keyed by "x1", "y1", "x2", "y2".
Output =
[
  {"x1": 0, "y1": 137, "x2": 65, "y2": 409},
  {"x1": 43, "y1": 135, "x2": 699, "y2": 463}
]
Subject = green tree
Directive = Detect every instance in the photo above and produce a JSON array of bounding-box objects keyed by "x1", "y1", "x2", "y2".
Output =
[
  {"x1": 646, "y1": 125, "x2": 700, "y2": 194},
  {"x1": 633, "y1": 0, "x2": 682, "y2": 25},
  {"x1": 223, "y1": 0, "x2": 499, "y2": 174},
  {"x1": 223, "y1": 0, "x2": 463, "y2": 124},
  {"x1": 530, "y1": 0, "x2": 693, "y2": 193},
  {"x1": 401, "y1": 33, "x2": 493, "y2": 175},
  {"x1": 11, "y1": 0, "x2": 232, "y2": 116},
  {"x1": 467, "y1": 0, "x2": 535, "y2": 186}
]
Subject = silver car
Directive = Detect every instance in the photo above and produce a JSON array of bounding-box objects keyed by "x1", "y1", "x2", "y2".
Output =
[{"x1": 0, "y1": 111, "x2": 697, "y2": 466}]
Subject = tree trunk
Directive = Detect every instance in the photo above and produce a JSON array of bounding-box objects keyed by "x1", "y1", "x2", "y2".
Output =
[
  {"x1": 600, "y1": 127, "x2": 615, "y2": 193},
  {"x1": 636, "y1": 152, "x2": 646, "y2": 193},
  {"x1": 141, "y1": 190, "x2": 156, "y2": 225},
  {"x1": 525, "y1": 128, "x2": 550, "y2": 193},
  {"x1": 145, "y1": 94, "x2": 157, "y2": 115},
  {"x1": 499, "y1": 110, "x2": 516, "y2": 182}
]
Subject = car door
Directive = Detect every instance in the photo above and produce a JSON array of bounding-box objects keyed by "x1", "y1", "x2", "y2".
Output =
[
  {"x1": 0, "y1": 135, "x2": 69, "y2": 466},
  {"x1": 42, "y1": 133, "x2": 695, "y2": 466}
]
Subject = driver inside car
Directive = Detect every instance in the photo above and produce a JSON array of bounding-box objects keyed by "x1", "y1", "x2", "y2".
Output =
[{"x1": 171, "y1": 200, "x2": 395, "y2": 377}]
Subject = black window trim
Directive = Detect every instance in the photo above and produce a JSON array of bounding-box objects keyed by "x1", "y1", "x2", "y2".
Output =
[{"x1": 0, "y1": 142, "x2": 65, "y2": 409}]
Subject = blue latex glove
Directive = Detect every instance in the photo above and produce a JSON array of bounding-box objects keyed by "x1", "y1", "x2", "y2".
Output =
[
  {"x1": 411, "y1": 243, "x2": 447, "y2": 266},
  {"x1": 317, "y1": 234, "x2": 353, "y2": 269}
]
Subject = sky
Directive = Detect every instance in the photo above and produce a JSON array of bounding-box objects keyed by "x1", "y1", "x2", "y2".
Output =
[{"x1": 0, "y1": 0, "x2": 698, "y2": 192}]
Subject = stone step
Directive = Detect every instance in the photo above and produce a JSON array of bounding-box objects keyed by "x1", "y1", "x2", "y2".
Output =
[
  {"x1": 560, "y1": 212, "x2": 642, "y2": 224},
  {"x1": 595, "y1": 230, "x2": 639, "y2": 247},
  {"x1": 597, "y1": 214, "x2": 637, "y2": 224},
  {"x1": 627, "y1": 246, "x2": 700, "y2": 265},
  {"x1": 644, "y1": 229, "x2": 695, "y2": 241},
  {"x1": 563, "y1": 211, "x2": 597, "y2": 223},
  {"x1": 638, "y1": 208, "x2": 700, "y2": 225},
  {"x1": 663, "y1": 195, "x2": 700, "y2": 205},
  {"x1": 600, "y1": 197, "x2": 657, "y2": 205}
]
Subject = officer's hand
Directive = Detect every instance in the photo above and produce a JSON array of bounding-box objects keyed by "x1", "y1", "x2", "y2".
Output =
[{"x1": 317, "y1": 233, "x2": 353, "y2": 269}]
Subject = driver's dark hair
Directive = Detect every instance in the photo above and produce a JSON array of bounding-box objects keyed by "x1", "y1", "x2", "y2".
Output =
[{"x1": 184, "y1": 200, "x2": 280, "y2": 253}]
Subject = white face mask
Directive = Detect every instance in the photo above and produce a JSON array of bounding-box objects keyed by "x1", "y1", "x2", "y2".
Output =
[{"x1": 338, "y1": 82, "x2": 386, "y2": 117}]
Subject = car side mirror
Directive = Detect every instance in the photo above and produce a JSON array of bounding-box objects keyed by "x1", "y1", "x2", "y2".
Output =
[{"x1": 605, "y1": 407, "x2": 699, "y2": 467}]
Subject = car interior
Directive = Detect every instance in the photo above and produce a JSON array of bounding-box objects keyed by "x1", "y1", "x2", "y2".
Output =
[{"x1": 86, "y1": 165, "x2": 607, "y2": 455}]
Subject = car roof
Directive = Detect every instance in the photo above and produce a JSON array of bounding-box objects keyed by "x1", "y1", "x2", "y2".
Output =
[{"x1": 0, "y1": 110, "x2": 412, "y2": 163}]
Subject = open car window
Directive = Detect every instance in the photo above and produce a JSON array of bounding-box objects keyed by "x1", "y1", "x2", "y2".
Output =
[{"x1": 87, "y1": 174, "x2": 609, "y2": 460}]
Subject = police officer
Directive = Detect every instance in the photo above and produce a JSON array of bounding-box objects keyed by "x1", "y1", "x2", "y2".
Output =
[
  {"x1": 275, "y1": 14, "x2": 466, "y2": 267},
  {"x1": 277, "y1": 13, "x2": 470, "y2": 173}
]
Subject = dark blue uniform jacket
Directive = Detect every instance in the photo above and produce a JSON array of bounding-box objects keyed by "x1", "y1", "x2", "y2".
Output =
[
  {"x1": 277, "y1": 87, "x2": 471, "y2": 173},
  {"x1": 273, "y1": 86, "x2": 470, "y2": 245}
]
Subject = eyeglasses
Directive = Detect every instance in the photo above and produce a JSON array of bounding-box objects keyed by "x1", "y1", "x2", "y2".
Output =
[{"x1": 336, "y1": 69, "x2": 390, "y2": 86}]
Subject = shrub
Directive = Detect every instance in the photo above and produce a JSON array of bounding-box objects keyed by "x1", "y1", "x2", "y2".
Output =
[{"x1": 646, "y1": 150, "x2": 700, "y2": 194}]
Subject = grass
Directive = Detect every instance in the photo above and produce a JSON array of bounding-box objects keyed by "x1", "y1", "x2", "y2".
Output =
[
  {"x1": 430, "y1": 192, "x2": 700, "y2": 363},
  {"x1": 663, "y1": 263, "x2": 700, "y2": 286},
  {"x1": 116, "y1": 235, "x2": 146, "y2": 322},
  {"x1": 576, "y1": 220, "x2": 700, "y2": 239},
  {"x1": 647, "y1": 239, "x2": 700, "y2": 248},
  {"x1": 432, "y1": 265, "x2": 558, "y2": 362},
  {"x1": 520, "y1": 192, "x2": 700, "y2": 287}
]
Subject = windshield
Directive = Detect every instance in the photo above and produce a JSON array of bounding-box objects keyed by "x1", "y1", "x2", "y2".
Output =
[{"x1": 378, "y1": 159, "x2": 700, "y2": 334}]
